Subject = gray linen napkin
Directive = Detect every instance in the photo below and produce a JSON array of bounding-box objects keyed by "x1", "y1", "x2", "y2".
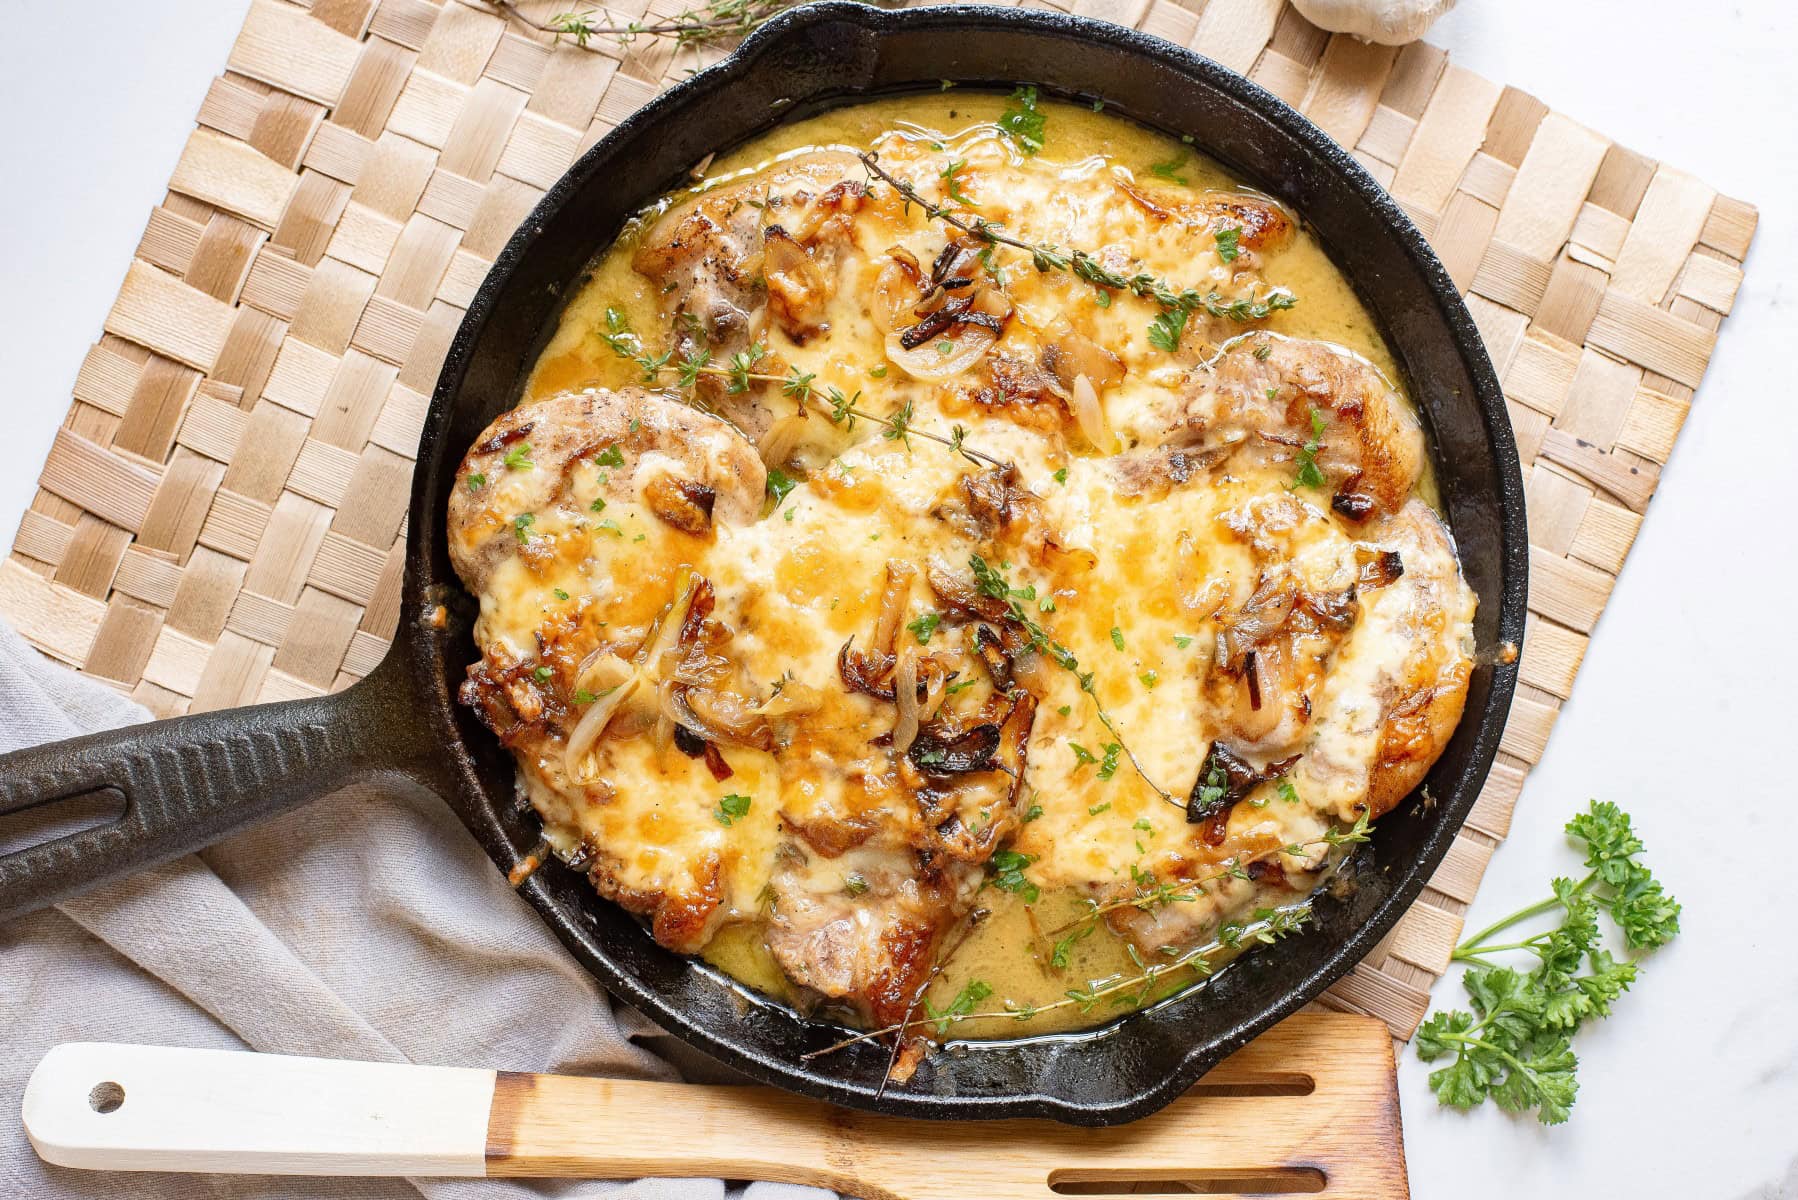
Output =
[{"x1": 0, "y1": 618, "x2": 838, "y2": 1200}]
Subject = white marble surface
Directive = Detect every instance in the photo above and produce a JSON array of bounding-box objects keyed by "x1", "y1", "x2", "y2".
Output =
[{"x1": 1, "y1": 2, "x2": 1793, "y2": 1196}]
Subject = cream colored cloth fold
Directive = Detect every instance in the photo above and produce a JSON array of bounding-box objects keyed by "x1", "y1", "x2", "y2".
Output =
[{"x1": 0, "y1": 619, "x2": 838, "y2": 1200}]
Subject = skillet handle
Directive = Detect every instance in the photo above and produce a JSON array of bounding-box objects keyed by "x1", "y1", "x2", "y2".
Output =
[{"x1": 0, "y1": 653, "x2": 440, "y2": 922}]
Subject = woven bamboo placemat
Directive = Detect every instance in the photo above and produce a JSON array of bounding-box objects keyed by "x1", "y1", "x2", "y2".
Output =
[{"x1": 0, "y1": 0, "x2": 1756, "y2": 1041}]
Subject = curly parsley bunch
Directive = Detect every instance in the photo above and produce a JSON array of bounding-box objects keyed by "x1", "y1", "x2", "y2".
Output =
[{"x1": 1415, "y1": 801, "x2": 1681, "y2": 1124}]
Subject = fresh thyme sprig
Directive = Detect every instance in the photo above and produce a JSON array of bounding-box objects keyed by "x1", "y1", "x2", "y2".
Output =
[
  {"x1": 801, "y1": 901, "x2": 1314, "y2": 1058},
  {"x1": 488, "y1": 0, "x2": 799, "y2": 51},
  {"x1": 857, "y1": 151, "x2": 1297, "y2": 345},
  {"x1": 1041, "y1": 812, "x2": 1373, "y2": 940},
  {"x1": 599, "y1": 307, "x2": 1011, "y2": 470},
  {"x1": 968, "y1": 554, "x2": 1178, "y2": 807}
]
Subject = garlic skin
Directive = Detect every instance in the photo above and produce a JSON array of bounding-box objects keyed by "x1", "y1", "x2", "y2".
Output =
[{"x1": 1291, "y1": 0, "x2": 1457, "y2": 45}]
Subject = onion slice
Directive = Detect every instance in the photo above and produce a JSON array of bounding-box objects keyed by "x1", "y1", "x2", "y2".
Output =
[
  {"x1": 564, "y1": 660, "x2": 640, "y2": 783},
  {"x1": 1068, "y1": 373, "x2": 1113, "y2": 453},
  {"x1": 891, "y1": 651, "x2": 921, "y2": 754},
  {"x1": 885, "y1": 326, "x2": 997, "y2": 381}
]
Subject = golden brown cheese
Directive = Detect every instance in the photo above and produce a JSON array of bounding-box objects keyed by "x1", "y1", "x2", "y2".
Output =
[{"x1": 452, "y1": 94, "x2": 1477, "y2": 1037}]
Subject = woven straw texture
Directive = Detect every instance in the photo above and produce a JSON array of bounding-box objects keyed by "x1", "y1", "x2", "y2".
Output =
[{"x1": 0, "y1": 0, "x2": 1757, "y2": 1042}]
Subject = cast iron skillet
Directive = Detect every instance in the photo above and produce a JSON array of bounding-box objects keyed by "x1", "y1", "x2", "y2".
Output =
[{"x1": 0, "y1": 3, "x2": 1525, "y2": 1125}]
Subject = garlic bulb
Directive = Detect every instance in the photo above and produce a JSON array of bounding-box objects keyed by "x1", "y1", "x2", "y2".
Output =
[{"x1": 1291, "y1": 0, "x2": 1456, "y2": 45}]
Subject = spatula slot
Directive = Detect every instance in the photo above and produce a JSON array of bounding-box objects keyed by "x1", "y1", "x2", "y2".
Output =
[
  {"x1": 1049, "y1": 1166, "x2": 1327, "y2": 1195},
  {"x1": 1184, "y1": 1072, "x2": 1315, "y2": 1097}
]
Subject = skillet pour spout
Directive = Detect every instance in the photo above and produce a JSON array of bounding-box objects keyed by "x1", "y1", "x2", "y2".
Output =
[{"x1": 0, "y1": 2, "x2": 1525, "y2": 1125}]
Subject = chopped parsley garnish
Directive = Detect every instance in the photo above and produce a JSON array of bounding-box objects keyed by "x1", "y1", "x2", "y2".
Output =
[
  {"x1": 936, "y1": 339, "x2": 955, "y2": 356},
  {"x1": 1214, "y1": 226, "x2": 1242, "y2": 263},
  {"x1": 907, "y1": 611, "x2": 942, "y2": 644},
  {"x1": 1148, "y1": 306, "x2": 1189, "y2": 353},
  {"x1": 1052, "y1": 466, "x2": 1069, "y2": 484},
  {"x1": 553, "y1": 588, "x2": 570, "y2": 601},
  {"x1": 465, "y1": 472, "x2": 485, "y2": 491},
  {"x1": 1023, "y1": 802, "x2": 1044, "y2": 822},
  {"x1": 998, "y1": 85, "x2": 1046, "y2": 155},
  {"x1": 925, "y1": 979, "x2": 993, "y2": 1036},
  {"x1": 1254, "y1": 341, "x2": 1272, "y2": 360},
  {"x1": 590, "y1": 496, "x2": 607, "y2": 513},
  {"x1": 1092, "y1": 288, "x2": 1112, "y2": 308},
  {"x1": 533, "y1": 666, "x2": 553, "y2": 682},
  {"x1": 939, "y1": 158, "x2": 979, "y2": 207},
  {"x1": 503, "y1": 443, "x2": 534, "y2": 471},
  {"x1": 843, "y1": 872, "x2": 870, "y2": 896},
  {"x1": 1173, "y1": 634, "x2": 1193, "y2": 649},
  {"x1": 1291, "y1": 407, "x2": 1328, "y2": 490},
  {"x1": 783, "y1": 507, "x2": 796, "y2": 522},
  {"x1": 1109, "y1": 626, "x2": 1126, "y2": 651},
  {"x1": 1139, "y1": 670, "x2": 1158, "y2": 689},
  {"x1": 1088, "y1": 801, "x2": 1112, "y2": 816},
  {"x1": 1097, "y1": 742, "x2": 1122, "y2": 781},
  {"x1": 945, "y1": 678, "x2": 979, "y2": 695},
  {"x1": 1069, "y1": 742, "x2": 1099, "y2": 768},
  {"x1": 869, "y1": 364, "x2": 888, "y2": 378},
  {"x1": 594, "y1": 444, "x2": 625, "y2": 469},
  {"x1": 766, "y1": 466, "x2": 798, "y2": 506},
  {"x1": 573, "y1": 688, "x2": 598, "y2": 704},
  {"x1": 713, "y1": 793, "x2": 753, "y2": 826},
  {"x1": 1133, "y1": 818, "x2": 1154, "y2": 833},
  {"x1": 1277, "y1": 780, "x2": 1301, "y2": 805},
  {"x1": 1148, "y1": 155, "x2": 1188, "y2": 185},
  {"x1": 990, "y1": 849, "x2": 1039, "y2": 903},
  {"x1": 513, "y1": 513, "x2": 535, "y2": 544},
  {"x1": 596, "y1": 519, "x2": 623, "y2": 536}
]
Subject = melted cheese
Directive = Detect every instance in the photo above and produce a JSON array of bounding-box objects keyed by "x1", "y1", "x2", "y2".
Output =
[{"x1": 468, "y1": 95, "x2": 1476, "y2": 1035}]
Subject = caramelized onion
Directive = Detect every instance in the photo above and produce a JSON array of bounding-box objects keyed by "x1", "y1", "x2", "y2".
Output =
[
  {"x1": 891, "y1": 651, "x2": 921, "y2": 754},
  {"x1": 872, "y1": 248, "x2": 923, "y2": 333},
  {"x1": 885, "y1": 326, "x2": 997, "y2": 381},
  {"x1": 871, "y1": 560, "x2": 915, "y2": 656},
  {"x1": 758, "y1": 413, "x2": 811, "y2": 467},
  {"x1": 1067, "y1": 373, "x2": 1112, "y2": 453},
  {"x1": 919, "y1": 660, "x2": 949, "y2": 722},
  {"x1": 1042, "y1": 322, "x2": 1125, "y2": 391},
  {"x1": 753, "y1": 679, "x2": 823, "y2": 718},
  {"x1": 926, "y1": 558, "x2": 1009, "y2": 622},
  {"x1": 1216, "y1": 576, "x2": 1297, "y2": 672},
  {"x1": 563, "y1": 656, "x2": 639, "y2": 782}
]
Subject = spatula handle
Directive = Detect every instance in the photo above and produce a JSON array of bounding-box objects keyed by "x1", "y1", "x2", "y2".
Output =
[
  {"x1": 23, "y1": 1042, "x2": 850, "y2": 1190},
  {"x1": 24, "y1": 1042, "x2": 497, "y2": 1176}
]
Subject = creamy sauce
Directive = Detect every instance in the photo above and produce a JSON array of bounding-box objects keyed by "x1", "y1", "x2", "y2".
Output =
[{"x1": 467, "y1": 94, "x2": 1474, "y2": 1040}]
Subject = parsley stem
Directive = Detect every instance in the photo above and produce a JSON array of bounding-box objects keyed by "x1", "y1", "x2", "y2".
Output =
[{"x1": 1456, "y1": 870, "x2": 1597, "y2": 953}]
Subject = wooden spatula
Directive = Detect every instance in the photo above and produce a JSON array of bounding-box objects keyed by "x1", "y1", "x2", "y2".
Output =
[{"x1": 23, "y1": 1012, "x2": 1407, "y2": 1198}]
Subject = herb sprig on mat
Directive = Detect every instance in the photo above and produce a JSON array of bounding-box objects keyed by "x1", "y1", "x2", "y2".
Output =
[
  {"x1": 490, "y1": 0, "x2": 800, "y2": 51},
  {"x1": 1415, "y1": 800, "x2": 1680, "y2": 1124}
]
